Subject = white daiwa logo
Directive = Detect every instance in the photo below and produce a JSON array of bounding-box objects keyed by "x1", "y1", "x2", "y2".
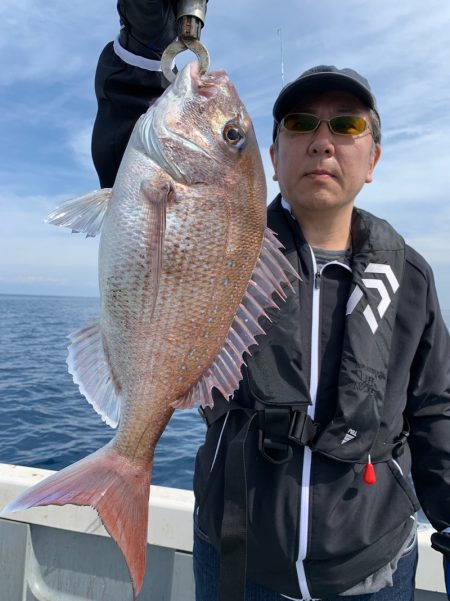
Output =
[
  {"x1": 346, "y1": 264, "x2": 399, "y2": 334},
  {"x1": 341, "y1": 428, "x2": 358, "y2": 444}
]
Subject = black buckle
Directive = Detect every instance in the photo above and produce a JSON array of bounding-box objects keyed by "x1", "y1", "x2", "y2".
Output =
[
  {"x1": 392, "y1": 426, "x2": 410, "y2": 458},
  {"x1": 258, "y1": 408, "x2": 318, "y2": 465},
  {"x1": 258, "y1": 408, "x2": 293, "y2": 465},
  {"x1": 258, "y1": 430, "x2": 293, "y2": 464},
  {"x1": 288, "y1": 411, "x2": 319, "y2": 446}
]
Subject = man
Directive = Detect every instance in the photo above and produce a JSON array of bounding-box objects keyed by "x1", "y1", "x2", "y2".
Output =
[{"x1": 92, "y1": 3, "x2": 450, "y2": 600}]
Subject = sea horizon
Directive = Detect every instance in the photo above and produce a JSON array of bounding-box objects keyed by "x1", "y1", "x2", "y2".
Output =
[
  {"x1": 1, "y1": 291, "x2": 449, "y2": 313},
  {"x1": 0, "y1": 291, "x2": 100, "y2": 301}
]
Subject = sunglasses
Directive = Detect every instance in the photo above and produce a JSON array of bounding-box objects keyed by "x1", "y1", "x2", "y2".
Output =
[{"x1": 280, "y1": 113, "x2": 371, "y2": 137}]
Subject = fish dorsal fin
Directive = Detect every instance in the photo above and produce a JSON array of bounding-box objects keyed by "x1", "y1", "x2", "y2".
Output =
[
  {"x1": 46, "y1": 188, "x2": 113, "y2": 237},
  {"x1": 67, "y1": 320, "x2": 121, "y2": 428},
  {"x1": 172, "y1": 228, "x2": 299, "y2": 409}
]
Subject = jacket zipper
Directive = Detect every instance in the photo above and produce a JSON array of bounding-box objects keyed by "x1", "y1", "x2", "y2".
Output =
[{"x1": 295, "y1": 250, "x2": 352, "y2": 600}]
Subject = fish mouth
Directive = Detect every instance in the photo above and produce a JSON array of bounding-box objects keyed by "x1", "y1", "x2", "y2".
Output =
[
  {"x1": 173, "y1": 61, "x2": 229, "y2": 101},
  {"x1": 191, "y1": 62, "x2": 230, "y2": 97}
]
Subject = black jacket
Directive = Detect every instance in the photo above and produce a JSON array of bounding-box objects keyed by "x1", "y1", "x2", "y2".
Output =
[{"x1": 194, "y1": 196, "x2": 450, "y2": 598}]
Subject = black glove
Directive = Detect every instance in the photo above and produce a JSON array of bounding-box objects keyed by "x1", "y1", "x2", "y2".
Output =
[
  {"x1": 431, "y1": 532, "x2": 450, "y2": 600},
  {"x1": 118, "y1": 0, "x2": 178, "y2": 60}
]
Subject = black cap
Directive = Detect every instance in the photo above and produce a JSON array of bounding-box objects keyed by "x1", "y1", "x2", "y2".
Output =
[{"x1": 272, "y1": 65, "x2": 380, "y2": 140}]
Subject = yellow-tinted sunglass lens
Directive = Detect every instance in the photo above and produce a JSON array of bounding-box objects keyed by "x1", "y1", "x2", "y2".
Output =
[
  {"x1": 330, "y1": 116, "x2": 367, "y2": 135},
  {"x1": 282, "y1": 114, "x2": 319, "y2": 132}
]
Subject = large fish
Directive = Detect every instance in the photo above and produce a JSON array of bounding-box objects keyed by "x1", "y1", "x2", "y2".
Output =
[{"x1": 0, "y1": 61, "x2": 297, "y2": 596}]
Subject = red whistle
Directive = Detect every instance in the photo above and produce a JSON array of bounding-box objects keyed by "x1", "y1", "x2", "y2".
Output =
[{"x1": 363, "y1": 458, "x2": 376, "y2": 485}]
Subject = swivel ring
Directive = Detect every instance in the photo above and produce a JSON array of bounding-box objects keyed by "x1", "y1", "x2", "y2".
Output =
[{"x1": 161, "y1": 39, "x2": 210, "y2": 83}]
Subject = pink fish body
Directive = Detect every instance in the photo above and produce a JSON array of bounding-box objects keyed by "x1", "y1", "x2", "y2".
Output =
[{"x1": 1, "y1": 62, "x2": 298, "y2": 597}]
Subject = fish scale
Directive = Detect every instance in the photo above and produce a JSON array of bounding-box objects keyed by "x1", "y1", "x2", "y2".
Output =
[{"x1": 0, "y1": 61, "x2": 300, "y2": 597}]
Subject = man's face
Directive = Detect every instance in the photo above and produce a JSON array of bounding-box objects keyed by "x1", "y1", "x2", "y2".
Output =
[{"x1": 270, "y1": 89, "x2": 381, "y2": 215}]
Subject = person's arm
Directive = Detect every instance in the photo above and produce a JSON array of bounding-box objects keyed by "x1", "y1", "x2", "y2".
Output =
[
  {"x1": 91, "y1": 0, "x2": 178, "y2": 187},
  {"x1": 405, "y1": 265, "x2": 450, "y2": 594}
]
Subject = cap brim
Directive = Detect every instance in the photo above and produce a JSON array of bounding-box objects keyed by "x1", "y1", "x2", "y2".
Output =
[{"x1": 273, "y1": 72, "x2": 376, "y2": 123}]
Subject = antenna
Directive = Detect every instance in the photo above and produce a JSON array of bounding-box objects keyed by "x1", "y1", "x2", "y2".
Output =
[{"x1": 277, "y1": 28, "x2": 285, "y2": 87}]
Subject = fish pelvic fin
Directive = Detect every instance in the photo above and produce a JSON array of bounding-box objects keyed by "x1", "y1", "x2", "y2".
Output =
[
  {"x1": 67, "y1": 320, "x2": 121, "y2": 428},
  {"x1": 45, "y1": 188, "x2": 112, "y2": 237},
  {"x1": 172, "y1": 227, "x2": 300, "y2": 409},
  {"x1": 0, "y1": 444, "x2": 152, "y2": 598}
]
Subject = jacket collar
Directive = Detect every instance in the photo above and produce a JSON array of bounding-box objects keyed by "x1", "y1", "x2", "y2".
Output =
[{"x1": 267, "y1": 194, "x2": 405, "y2": 256}]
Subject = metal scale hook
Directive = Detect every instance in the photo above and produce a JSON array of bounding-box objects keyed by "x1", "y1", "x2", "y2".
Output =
[{"x1": 161, "y1": 0, "x2": 210, "y2": 83}]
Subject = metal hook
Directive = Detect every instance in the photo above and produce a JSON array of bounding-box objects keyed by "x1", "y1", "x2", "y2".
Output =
[{"x1": 161, "y1": 38, "x2": 210, "y2": 84}]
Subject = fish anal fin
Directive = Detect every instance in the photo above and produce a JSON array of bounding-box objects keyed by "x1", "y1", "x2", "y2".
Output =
[
  {"x1": 67, "y1": 320, "x2": 121, "y2": 428},
  {"x1": 171, "y1": 227, "x2": 300, "y2": 410},
  {"x1": 0, "y1": 444, "x2": 152, "y2": 598},
  {"x1": 46, "y1": 188, "x2": 112, "y2": 237}
]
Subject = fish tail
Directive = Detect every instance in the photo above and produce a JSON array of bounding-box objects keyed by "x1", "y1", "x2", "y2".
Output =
[{"x1": 0, "y1": 443, "x2": 152, "y2": 597}]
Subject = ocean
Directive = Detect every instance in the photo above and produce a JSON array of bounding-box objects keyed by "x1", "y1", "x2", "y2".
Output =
[
  {"x1": 0, "y1": 294, "x2": 204, "y2": 490},
  {"x1": 0, "y1": 294, "x2": 449, "y2": 492}
]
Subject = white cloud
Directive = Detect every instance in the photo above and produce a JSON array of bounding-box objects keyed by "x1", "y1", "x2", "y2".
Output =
[
  {"x1": 406, "y1": 236, "x2": 450, "y2": 266},
  {"x1": 362, "y1": 130, "x2": 450, "y2": 205},
  {"x1": 67, "y1": 125, "x2": 97, "y2": 172},
  {"x1": 0, "y1": 1, "x2": 117, "y2": 86},
  {"x1": 0, "y1": 275, "x2": 65, "y2": 285},
  {"x1": 0, "y1": 190, "x2": 99, "y2": 297}
]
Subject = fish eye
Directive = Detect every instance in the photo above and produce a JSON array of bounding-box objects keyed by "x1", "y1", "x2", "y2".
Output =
[{"x1": 223, "y1": 124, "x2": 245, "y2": 147}]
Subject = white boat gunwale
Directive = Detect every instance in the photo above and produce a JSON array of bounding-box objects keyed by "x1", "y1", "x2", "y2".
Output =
[{"x1": 0, "y1": 462, "x2": 446, "y2": 599}]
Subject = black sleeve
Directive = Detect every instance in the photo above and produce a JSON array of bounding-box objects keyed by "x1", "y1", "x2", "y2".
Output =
[
  {"x1": 91, "y1": 43, "x2": 169, "y2": 188},
  {"x1": 91, "y1": 0, "x2": 178, "y2": 187},
  {"x1": 117, "y1": 0, "x2": 178, "y2": 59},
  {"x1": 406, "y1": 268, "x2": 450, "y2": 532}
]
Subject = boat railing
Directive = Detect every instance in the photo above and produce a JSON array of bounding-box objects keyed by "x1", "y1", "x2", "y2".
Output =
[{"x1": 0, "y1": 463, "x2": 446, "y2": 600}]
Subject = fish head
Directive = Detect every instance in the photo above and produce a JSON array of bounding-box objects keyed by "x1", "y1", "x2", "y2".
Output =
[{"x1": 136, "y1": 61, "x2": 266, "y2": 195}]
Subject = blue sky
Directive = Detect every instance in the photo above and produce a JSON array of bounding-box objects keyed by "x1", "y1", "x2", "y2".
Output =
[{"x1": 1, "y1": 1, "x2": 449, "y2": 308}]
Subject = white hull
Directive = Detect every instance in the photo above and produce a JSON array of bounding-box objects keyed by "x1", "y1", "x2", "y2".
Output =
[{"x1": 0, "y1": 463, "x2": 446, "y2": 600}]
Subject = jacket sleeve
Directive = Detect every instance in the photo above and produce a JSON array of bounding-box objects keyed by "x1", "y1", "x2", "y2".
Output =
[
  {"x1": 406, "y1": 267, "x2": 450, "y2": 532},
  {"x1": 91, "y1": 0, "x2": 177, "y2": 188}
]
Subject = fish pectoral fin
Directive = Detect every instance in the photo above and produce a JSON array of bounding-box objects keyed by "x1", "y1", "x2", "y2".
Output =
[
  {"x1": 140, "y1": 180, "x2": 172, "y2": 317},
  {"x1": 67, "y1": 320, "x2": 122, "y2": 428},
  {"x1": 172, "y1": 228, "x2": 301, "y2": 410},
  {"x1": 46, "y1": 188, "x2": 113, "y2": 237}
]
